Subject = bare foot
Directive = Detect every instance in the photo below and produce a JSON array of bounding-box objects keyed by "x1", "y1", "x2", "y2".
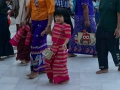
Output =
[
  {"x1": 96, "y1": 69, "x2": 108, "y2": 74},
  {"x1": 93, "y1": 55, "x2": 97, "y2": 58},
  {"x1": 68, "y1": 54, "x2": 77, "y2": 57},
  {"x1": 21, "y1": 60, "x2": 27, "y2": 65},
  {"x1": 27, "y1": 72, "x2": 39, "y2": 79},
  {"x1": 118, "y1": 66, "x2": 120, "y2": 71},
  {"x1": 26, "y1": 61, "x2": 29, "y2": 63},
  {"x1": 0, "y1": 57, "x2": 4, "y2": 61},
  {"x1": 58, "y1": 80, "x2": 69, "y2": 84},
  {"x1": 49, "y1": 79, "x2": 53, "y2": 83},
  {"x1": 7, "y1": 54, "x2": 16, "y2": 58},
  {"x1": 26, "y1": 71, "x2": 33, "y2": 76}
]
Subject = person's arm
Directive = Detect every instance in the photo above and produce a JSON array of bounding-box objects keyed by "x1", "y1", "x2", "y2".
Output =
[
  {"x1": 62, "y1": 24, "x2": 71, "y2": 49},
  {"x1": 114, "y1": 13, "x2": 120, "y2": 38},
  {"x1": 82, "y1": 5, "x2": 90, "y2": 26},
  {"x1": 81, "y1": 0, "x2": 90, "y2": 27},
  {"x1": 41, "y1": 0, "x2": 54, "y2": 36},
  {"x1": 24, "y1": 8, "x2": 31, "y2": 21},
  {"x1": 45, "y1": 0, "x2": 54, "y2": 32},
  {"x1": 117, "y1": 13, "x2": 120, "y2": 29},
  {"x1": 114, "y1": 0, "x2": 120, "y2": 38},
  {"x1": 24, "y1": 1, "x2": 31, "y2": 25}
]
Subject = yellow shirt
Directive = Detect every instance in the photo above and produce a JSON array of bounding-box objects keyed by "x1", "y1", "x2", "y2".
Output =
[{"x1": 27, "y1": 0, "x2": 54, "y2": 20}]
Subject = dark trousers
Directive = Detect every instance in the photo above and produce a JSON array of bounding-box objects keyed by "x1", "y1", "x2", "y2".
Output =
[{"x1": 96, "y1": 30, "x2": 120, "y2": 70}]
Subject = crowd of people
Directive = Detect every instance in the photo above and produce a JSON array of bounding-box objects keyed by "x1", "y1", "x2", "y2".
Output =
[{"x1": 0, "y1": 0, "x2": 120, "y2": 84}]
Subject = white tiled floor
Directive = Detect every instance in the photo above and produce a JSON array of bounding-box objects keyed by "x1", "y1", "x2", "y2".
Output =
[{"x1": 0, "y1": 54, "x2": 120, "y2": 90}]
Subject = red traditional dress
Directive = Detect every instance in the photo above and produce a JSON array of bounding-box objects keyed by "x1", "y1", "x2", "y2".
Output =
[{"x1": 45, "y1": 22, "x2": 71, "y2": 84}]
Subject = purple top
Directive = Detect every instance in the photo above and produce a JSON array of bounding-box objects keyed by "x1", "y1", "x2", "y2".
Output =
[{"x1": 75, "y1": 0, "x2": 94, "y2": 16}]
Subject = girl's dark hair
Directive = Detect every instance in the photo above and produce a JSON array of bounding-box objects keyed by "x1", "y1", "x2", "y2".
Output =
[{"x1": 54, "y1": 7, "x2": 68, "y2": 20}]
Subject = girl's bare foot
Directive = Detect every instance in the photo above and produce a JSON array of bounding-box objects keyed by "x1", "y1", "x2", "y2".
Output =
[
  {"x1": 58, "y1": 80, "x2": 69, "y2": 84},
  {"x1": 49, "y1": 79, "x2": 53, "y2": 83},
  {"x1": 96, "y1": 69, "x2": 108, "y2": 74}
]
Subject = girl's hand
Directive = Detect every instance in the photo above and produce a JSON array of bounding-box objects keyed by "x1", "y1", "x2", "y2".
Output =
[{"x1": 62, "y1": 44, "x2": 67, "y2": 50}]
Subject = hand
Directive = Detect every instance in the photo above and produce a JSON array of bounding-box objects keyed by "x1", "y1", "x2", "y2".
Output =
[
  {"x1": 41, "y1": 25, "x2": 51, "y2": 36},
  {"x1": 85, "y1": 20, "x2": 90, "y2": 27},
  {"x1": 41, "y1": 30, "x2": 46, "y2": 36},
  {"x1": 114, "y1": 28, "x2": 120, "y2": 38},
  {"x1": 62, "y1": 44, "x2": 67, "y2": 50},
  {"x1": 7, "y1": 15, "x2": 10, "y2": 20}
]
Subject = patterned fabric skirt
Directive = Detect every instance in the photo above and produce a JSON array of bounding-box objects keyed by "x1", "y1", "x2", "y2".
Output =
[
  {"x1": 69, "y1": 15, "x2": 97, "y2": 55},
  {"x1": 30, "y1": 20, "x2": 48, "y2": 72},
  {"x1": 0, "y1": 14, "x2": 14, "y2": 57},
  {"x1": 45, "y1": 43, "x2": 70, "y2": 84}
]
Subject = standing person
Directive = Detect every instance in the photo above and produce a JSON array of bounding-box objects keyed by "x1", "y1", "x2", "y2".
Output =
[
  {"x1": 96, "y1": 0, "x2": 120, "y2": 74},
  {"x1": 24, "y1": 0, "x2": 54, "y2": 79},
  {"x1": 69, "y1": 0, "x2": 97, "y2": 57},
  {"x1": 14, "y1": 0, "x2": 31, "y2": 65},
  {"x1": 45, "y1": 7, "x2": 71, "y2": 84},
  {"x1": 55, "y1": 0, "x2": 75, "y2": 57},
  {"x1": 0, "y1": 0, "x2": 14, "y2": 60}
]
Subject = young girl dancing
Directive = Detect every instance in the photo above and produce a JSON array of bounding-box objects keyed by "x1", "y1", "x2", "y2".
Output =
[{"x1": 44, "y1": 7, "x2": 71, "y2": 84}]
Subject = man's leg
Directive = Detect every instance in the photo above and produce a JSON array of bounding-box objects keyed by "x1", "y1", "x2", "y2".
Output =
[
  {"x1": 96, "y1": 30, "x2": 109, "y2": 74},
  {"x1": 107, "y1": 33, "x2": 120, "y2": 69}
]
